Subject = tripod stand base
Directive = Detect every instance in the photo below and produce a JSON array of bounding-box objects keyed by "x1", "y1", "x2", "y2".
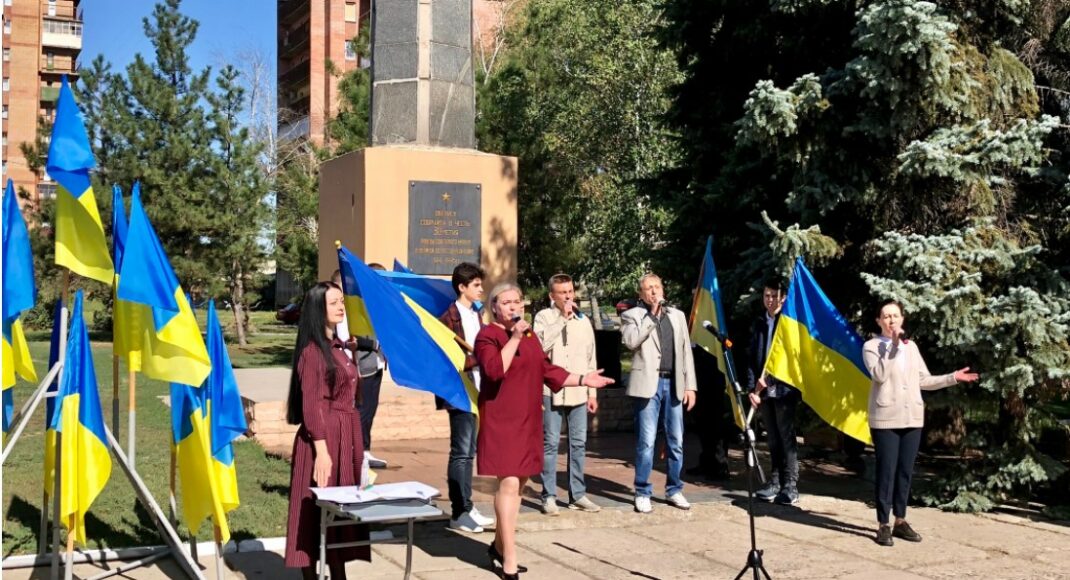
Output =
[{"x1": 734, "y1": 548, "x2": 772, "y2": 580}]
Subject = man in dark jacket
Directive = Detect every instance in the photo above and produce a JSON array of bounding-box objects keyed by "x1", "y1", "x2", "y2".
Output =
[{"x1": 746, "y1": 280, "x2": 801, "y2": 505}]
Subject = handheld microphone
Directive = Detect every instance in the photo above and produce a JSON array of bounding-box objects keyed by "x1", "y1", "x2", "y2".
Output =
[
  {"x1": 702, "y1": 320, "x2": 733, "y2": 348},
  {"x1": 564, "y1": 300, "x2": 583, "y2": 319},
  {"x1": 511, "y1": 315, "x2": 531, "y2": 337}
]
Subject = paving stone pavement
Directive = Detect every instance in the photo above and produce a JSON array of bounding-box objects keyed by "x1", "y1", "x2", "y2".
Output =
[{"x1": 4, "y1": 432, "x2": 1068, "y2": 579}]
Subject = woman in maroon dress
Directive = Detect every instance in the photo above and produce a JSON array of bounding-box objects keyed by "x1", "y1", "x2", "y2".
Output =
[
  {"x1": 475, "y1": 283, "x2": 614, "y2": 579},
  {"x1": 284, "y1": 282, "x2": 369, "y2": 579}
]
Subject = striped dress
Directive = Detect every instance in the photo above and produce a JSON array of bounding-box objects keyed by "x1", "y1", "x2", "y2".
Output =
[{"x1": 284, "y1": 339, "x2": 370, "y2": 568}]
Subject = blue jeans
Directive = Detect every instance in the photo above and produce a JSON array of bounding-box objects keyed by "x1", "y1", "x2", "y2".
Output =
[
  {"x1": 540, "y1": 396, "x2": 588, "y2": 502},
  {"x1": 633, "y1": 377, "x2": 684, "y2": 497},
  {"x1": 447, "y1": 409, "x2": 477, "y2": 519}
]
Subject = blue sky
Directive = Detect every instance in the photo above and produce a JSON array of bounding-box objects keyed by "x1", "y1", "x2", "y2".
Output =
[{"x1": 82, "y1": 0, "x2": 275, "y2": 95}]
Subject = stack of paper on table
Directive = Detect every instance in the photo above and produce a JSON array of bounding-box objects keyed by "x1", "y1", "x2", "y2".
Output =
[{"x1": 312, "y1": 481, "x2": 440, "y2": 505}]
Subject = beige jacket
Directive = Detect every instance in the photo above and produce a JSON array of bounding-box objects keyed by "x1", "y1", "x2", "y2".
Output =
[
  {"x1": 621, "y1": 306, "x2": 697, "y2": 401},
  {"x1": 534, "y1": 306, "x2": 598, "y2": 406},
  {"x1": 862, "y1": 337, "x2": 957, "y2": 429}
]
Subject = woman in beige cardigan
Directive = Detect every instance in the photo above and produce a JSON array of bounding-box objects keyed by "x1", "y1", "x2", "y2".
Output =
[{"x1": 862, "y1": 300, "x2": 978, "y2": 547}]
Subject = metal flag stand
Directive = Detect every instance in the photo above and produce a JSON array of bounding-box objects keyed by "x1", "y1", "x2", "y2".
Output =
[{"x1": 0, "y1": 286, "x2": 206, "y2": 580}]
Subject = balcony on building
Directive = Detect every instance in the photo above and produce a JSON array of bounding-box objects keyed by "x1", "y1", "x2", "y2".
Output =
[
  {"x1": 278, "y1": 114, "x2": 310, "y2": 141},
  {"x1": 279, "y1": 58, "x2": 311, "y2": 87},
  {"x1": 280, "y1": 22, "x2": 310, "y2": 60},
  {"x1": 41, "y1": 18, "x2": 83, "y2": 50},
  {"x1": 278, "y1": 0, "x2": 310, "y2": 27}
]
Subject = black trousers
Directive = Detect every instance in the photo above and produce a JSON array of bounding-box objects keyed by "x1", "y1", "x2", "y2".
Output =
[
  {"x1": 759, "y1": 388, "x2": 800, "y2": 488},
  {"x1": 872, "y1": 427, "x2": 922, "y2": 524},
  {"x1": 359, "y1": 370, "x2": 383, "y2": 450}
]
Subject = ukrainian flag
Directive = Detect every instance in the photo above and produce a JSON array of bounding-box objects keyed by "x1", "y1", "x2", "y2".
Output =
[
  {"x1": 376, "y1": 269, "x2": 456, "y2": 317},
  {"x1": 763, "y1": 258, "x2": 872, "y2": 445},
  {"x1": 3, "y1": 179, "x2": 38, "y2": 438},
  {"x1": 46, "y1": 76, "x2": 113, "y2": 284},
  {"x1": 393, "y1": 259, "x2": 413, "y2": 273},
  {"x1": 204, "y1": 299, "x2": 246, "y2": 530},
  {"x1": 337, "y1": 245, "x2": 477, "y2": 412},
  {"x1": 44, "y1": 301, "x2": 63, "y2": 494},
  {"x1": 117, "y1": 184, "x2": 210, "y2": 387},
  {"x1": 688, "y1": 236, "x2": 746, "y2": 430},
  {"x1": 111, "y1": 184, "x2": 144, "y2": 370},
  {"x1": 171, "y1": 380, "x2": 230, "y2": 542},
  {"x1": 49, "y1": 291, "x2": 112, "y2": 546}
]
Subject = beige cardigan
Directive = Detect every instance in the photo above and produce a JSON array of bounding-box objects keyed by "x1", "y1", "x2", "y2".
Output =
[
  {"x1": 862, "y1": 337, "x2": 957, "y2": 429},
  {"x1": 533, "y1": 307, "x2": 598, "y2": 406}
]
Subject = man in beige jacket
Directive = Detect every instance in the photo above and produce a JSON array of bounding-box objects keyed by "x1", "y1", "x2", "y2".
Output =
[
  {"x1": 621, "y1": 273, "x2": 697, "y2": 514},
  {"x1": 533, "y1": 273, "x2": 601, "y2": 515}
]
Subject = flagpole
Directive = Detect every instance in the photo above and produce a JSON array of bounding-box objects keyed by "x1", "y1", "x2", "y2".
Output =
[
  {"x1": 50, "y1": 278, "x2": 69, "y2": 580},
  {"x1": 128, "y1": 369, "x2": 136, "y2": 466},
  {"x1": 213, "y1": 525, "x2": 225, "y2": 580},
  {"x1": 112, "y1": 356, "x2": 120, "y2": 441},
  {"x1": 64, "y1": 515, "x2": 75, "y2": 580}
]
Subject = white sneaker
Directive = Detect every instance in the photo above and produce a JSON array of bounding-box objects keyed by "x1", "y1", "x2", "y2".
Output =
[
  {"x1": 666, "y1": 492, "x2": 691, "y2": 510},
  {"x1": 542, "y1": 497, "x2": 560, "y2": 516},
  {"x1": 469, "y1": 507, "x2": 495, "y2": 527},
  {"x1": 364, "y1": 451, "x2": 387, "y2": 468},
  {"x1": 448, "y1": 512, "x2": 484, "y2": 533},
  {"x1": 634, "y1": 495, "x2": 653, "y2": 514}
]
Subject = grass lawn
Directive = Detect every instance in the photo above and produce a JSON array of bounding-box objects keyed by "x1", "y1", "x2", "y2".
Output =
[{"x1": 2, "y1": 309, "x2": 297, "y2": 556}]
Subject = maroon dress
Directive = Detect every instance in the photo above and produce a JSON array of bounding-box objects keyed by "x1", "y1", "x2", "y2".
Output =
[
  {"x1": 475, "y1": 324, "x2": 570, "y2": 477},
  {"x1": 285, "y1": 338, "x2": 370, "y2": 568}
]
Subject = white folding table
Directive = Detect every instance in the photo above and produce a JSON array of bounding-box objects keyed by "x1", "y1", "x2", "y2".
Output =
[{"x1": 314, "y1": 483, "x2": 443, "y2": 580}]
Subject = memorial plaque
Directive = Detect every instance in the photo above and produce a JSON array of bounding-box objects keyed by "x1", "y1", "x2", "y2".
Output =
[{"x1": 408, "y1": 181, "x2": 481, "y2": 274}]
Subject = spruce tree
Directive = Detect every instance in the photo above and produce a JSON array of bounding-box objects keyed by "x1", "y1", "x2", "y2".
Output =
[{"x1": 661, "y1": 0, "x2": 1070, "y2": 509}]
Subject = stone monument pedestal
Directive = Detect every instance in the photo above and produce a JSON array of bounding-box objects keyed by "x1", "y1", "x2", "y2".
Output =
[{"x1": 318, "y1": 144, "x2": 518, "y2": 284}]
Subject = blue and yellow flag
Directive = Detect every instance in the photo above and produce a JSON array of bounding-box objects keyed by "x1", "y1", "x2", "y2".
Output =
[
  {"x1": 171, "y1": 380, "x2": 230, "y2": 542},
  {"x1": 393, "y1": 259, "x2": 413, "y2": 273},
  {"x1": 338, "y1": 245, "x2": 476, "y2": 412},
  {"x1": 49, "y1": 291, "x2": 112, "y2": 545},
  {"x1": 3, "y1": 179, "x2": 38, "y2": 437},
  {"x1": 46, "y1": 76, "x2": 113, "y2": 284},
  {"x1": 763, "y1": 258, "x2": 872, "y2": 444},
  {"x1": 376, "y1": 269, "x2": 456, "y2": 318},
  {"x1": 204, "y1": 299, "x2": 246, "y2": 527},
  {"x1": 688, "y1": 236, "x2": 745, "y2": 430},
  {"x1": 44, "y1": 300, "x2": 63, "y2": 494},
  {"x1": 111, "y1": 184, "x2": 144, "y2": 369},
  {"x1": 117, "y1": 185, "x2": 210, "y2": 387}
]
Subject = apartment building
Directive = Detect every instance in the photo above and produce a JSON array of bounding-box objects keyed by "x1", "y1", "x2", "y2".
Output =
[
  {"x1": 2, "y1": 0, "x2": 83, "y2": 207},
  {"x1": 277, "y1": 0, "x2": 368, "y2": 146}
]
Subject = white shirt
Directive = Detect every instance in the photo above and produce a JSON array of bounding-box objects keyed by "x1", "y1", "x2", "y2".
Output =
[
  {"x1": 336, "y1": 312, "x2": 385, "y2": 370},
  {"x1": 456, "y1": 300, "x2": 482, "y2": 391}
]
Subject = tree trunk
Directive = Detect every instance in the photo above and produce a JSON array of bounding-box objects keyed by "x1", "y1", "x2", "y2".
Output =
[{"x1": 230, "y1": 264, "x2": 249, "y2": 347}]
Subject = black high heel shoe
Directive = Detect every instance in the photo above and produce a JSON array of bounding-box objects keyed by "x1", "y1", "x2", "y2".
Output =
[{"x1": 487, "y1": 543, "x2": 528, "y2": 574}]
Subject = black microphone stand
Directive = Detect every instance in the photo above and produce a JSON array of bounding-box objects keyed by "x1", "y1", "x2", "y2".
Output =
[{"x1": 705, "y1": 325, "x2": 772, "y2": 580}]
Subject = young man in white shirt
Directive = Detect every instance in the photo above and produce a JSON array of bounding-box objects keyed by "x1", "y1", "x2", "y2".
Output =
[{"x1": 436, "y1": 262, "x2": 494, "y2": 533}]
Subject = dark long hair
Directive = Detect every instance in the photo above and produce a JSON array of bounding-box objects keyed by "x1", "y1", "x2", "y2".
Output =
[{"x1": 286, "y1": 282, "x2": 340, "y2": 425}]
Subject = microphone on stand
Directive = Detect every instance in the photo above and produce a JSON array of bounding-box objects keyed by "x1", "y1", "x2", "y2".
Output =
[{"x1": 701, "y1": 320, "x2": 733, "y2": 348}]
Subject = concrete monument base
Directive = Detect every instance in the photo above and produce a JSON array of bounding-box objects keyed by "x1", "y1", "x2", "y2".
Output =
[{"x1": 318, "y1": 144, "x2": 518, "y2": 284}]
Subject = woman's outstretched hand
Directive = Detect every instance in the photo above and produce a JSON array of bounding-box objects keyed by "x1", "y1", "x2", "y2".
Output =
[
  {"x1": 953, "y1": 367, "x2": 979, "y2": 383},
  {"x1": 583, "y1": 369, "x2": 615, "y2": 388}
]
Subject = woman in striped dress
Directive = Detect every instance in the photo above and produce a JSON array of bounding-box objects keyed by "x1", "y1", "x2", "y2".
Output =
[{"x1": 284, "y1": 282, "x2": 369, "y2": 579}]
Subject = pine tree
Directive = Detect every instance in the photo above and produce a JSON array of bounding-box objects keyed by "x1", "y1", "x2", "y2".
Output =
[{"x1": 204, "y1": 66, "x2": 271, "y2": 346}]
